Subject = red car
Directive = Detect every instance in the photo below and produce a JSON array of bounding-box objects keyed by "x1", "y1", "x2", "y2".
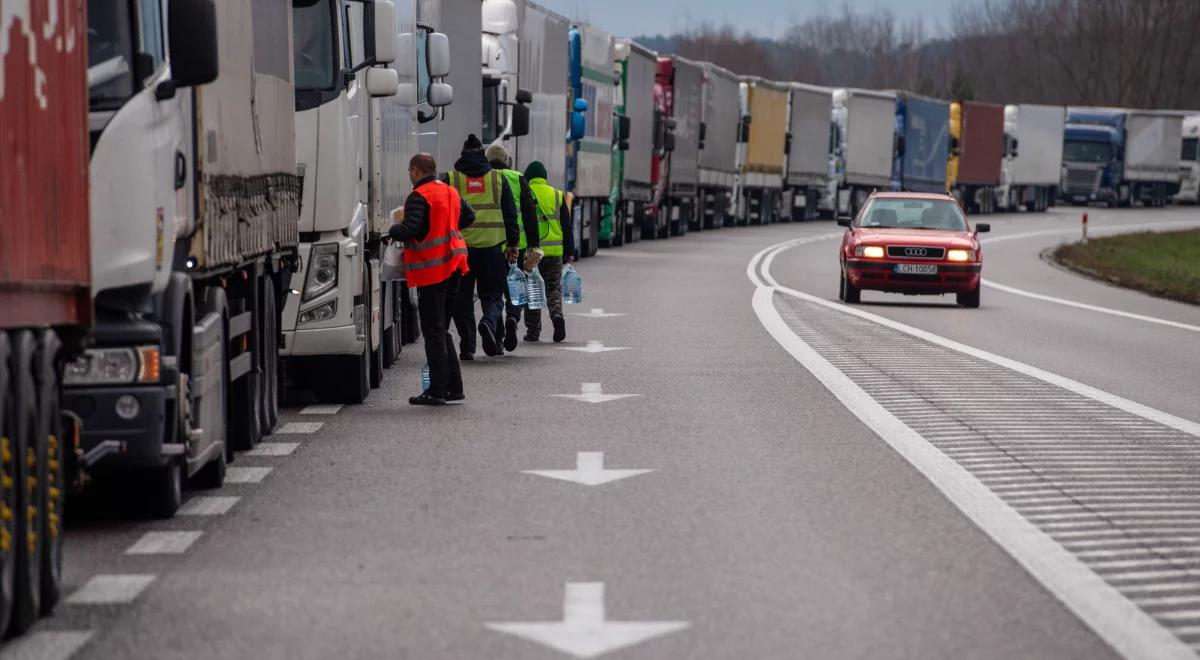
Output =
[{"x1": 837, "y1": 192, "x2": 990, "y2": 308}]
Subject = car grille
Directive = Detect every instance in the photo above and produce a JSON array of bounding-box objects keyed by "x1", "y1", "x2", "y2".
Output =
[
  {"x1": 1063, "y1": 166, "x2": 1101, "y2": 196},
  {"x1": 886, "y1": 246, "x2": 945, "y2": 259}
]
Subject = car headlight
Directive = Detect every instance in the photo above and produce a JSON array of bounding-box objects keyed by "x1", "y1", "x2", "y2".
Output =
[
  {"x1": 64, "y1": 346, "x2": 160, "y2": 385},
  {"x1": 855, "y1": 245, "x2": 885, "y2": 258},
  {"x1": 946, "y1": 249, "x2": 975, "y2": 262},
  {"x1": 303, "y1": 243, "x2": 339, "y2": 302}
]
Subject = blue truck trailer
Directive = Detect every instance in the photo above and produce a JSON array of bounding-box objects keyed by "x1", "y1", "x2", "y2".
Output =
[{"x1": 891, "y1": 93, "x2": 951, "y2": 193}]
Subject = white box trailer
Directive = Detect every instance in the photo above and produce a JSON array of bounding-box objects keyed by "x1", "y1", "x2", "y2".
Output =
[
  {"x1": 514, "y1": 1, "x2": 570, "y2": 189},
  {"x1": 998, "y1": 104, "x2": 1064, "y2": 212},
  {"x1": 619, "y1": 39, "x2": 656, "y2": 198},
  {"x1": 698, "y1": 62, "x2": 740, "y2": 228},
  {"x1": 1126, "y1": 111, "x2": 1183, "y2": 183},
  {"x1": 833, "y1": 87, "x2": 896, "y2": 215},
  {"x1": 569, "y1": 21, "x2": 615, "y2": 256},
  {"x1": 785, "y1": 83, "x2": 833, "y2": 220}
]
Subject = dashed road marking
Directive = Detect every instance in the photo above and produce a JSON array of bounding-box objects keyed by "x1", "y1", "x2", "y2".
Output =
[
  {"x1": 1, "y1": 631, "x2": 95, "y2": 660},
  {"x1": 226, "y1": 466, "x2": 273, "y2": 483},
  {"x1": 300, "y1": 404, "x2": 343, "y2": 415},
  {"x1": 126, "y1": 531, "x2": 203, "y2": 555},
  {"x1": 246, "y1": 442, "x2": 300, "y2": 457},
  {"x1": 276, "y1": 422, "x2": 323, "y2": 434},
  {"x1": 178, "y1": 495, "x2": 240, "y2": 516},
  {"x1": 67, "y1": 574, "x2": 156, "y2": 604}
]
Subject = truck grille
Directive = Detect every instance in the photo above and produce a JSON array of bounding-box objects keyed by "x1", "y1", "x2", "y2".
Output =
[
  {"x1": 887, "y1": 246, "x2": 945, "y2": 260},
  {"x1": 1063, "y1": 166, "x2": 1101, "y2": 196}
]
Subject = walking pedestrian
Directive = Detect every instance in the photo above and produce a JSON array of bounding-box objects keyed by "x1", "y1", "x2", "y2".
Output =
[
  {"x1": 485, "y1": 143, "x2": 541, "y2": 352},
  {"x1": 446, "y1": 135, "x2": 520, "y2": 359},
  {"x1": 389, "y1": 153, "x2": 472, "y2": 406},
  {"x1": 521, "y1": 161, "x2": 576, "y2": 343}
]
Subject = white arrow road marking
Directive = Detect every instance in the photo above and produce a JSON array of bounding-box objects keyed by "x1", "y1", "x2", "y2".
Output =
[
  {"x1": 556, "y1": 341, "x2": 630, "y2": 354},
  {"x1": 524, "y1": 452, "x2": 653, "y2": 486},
  {"x1": 570, "y1": 308, "x2": 627, "y2": 318},
  {"x1": 551, "y1": 383, "x2": 640, "y2": 404},
  {"x1": 486, "y1": 582, "x2": 689, "y2": 658}
]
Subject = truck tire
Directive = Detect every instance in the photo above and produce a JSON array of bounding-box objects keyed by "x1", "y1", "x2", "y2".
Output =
[
  {"x1": 0, "y1": 334, "x2": 15, "y2": 635},
  {"x1": 8, "y1": 330, "x2": 42, "y2": 636},
  {"x1": 382, "y1": 287, "x2": 399, "y2": 370},
  {"x1": 229, "y1": 293, "x2": 262, "y2": 452},
  {"x1": 260, "y1": 277, "x2": 280, "y2": 433},
  {"x1": 34, "y1": 331, "x2": 63, "y2": 615},
  {"x1": 368, "y1": 267, "x2": 384, "y2": 390},
  {"x1": 149, "y1": 460, "x2": 184, "y2": 520}
]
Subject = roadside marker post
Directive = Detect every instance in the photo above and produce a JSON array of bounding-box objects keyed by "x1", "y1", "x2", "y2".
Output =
[{"x1": 1082, "y1": 212, "x2": 1088, "y2": 244}]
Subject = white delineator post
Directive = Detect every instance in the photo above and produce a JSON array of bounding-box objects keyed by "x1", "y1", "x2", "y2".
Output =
[{"x1": 1082, "y1": 212, "x2": 1088, "y2": 244}]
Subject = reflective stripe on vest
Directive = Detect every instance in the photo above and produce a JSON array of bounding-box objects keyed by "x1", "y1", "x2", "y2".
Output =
[
  {"x1": 497, "y1": 169, "x2": 527, "y2": 250},
  {"x1": 529, "y1": 178, "x2": 565, "y2": 257},
  {"x1": 449, "y1": 170, "x2": 506, "y2": 247},
  {"x1": 402, "y1": 180, "x2": 469, "y2": 287}
]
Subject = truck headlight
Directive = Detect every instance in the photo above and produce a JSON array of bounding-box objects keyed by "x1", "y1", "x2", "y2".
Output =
[
  {"x1": 303, "y1": 243, "x2": 339, "y2": 302},
  {"x1": 298, "y1": 300, "x2": 338, "y2": 325},
  {"x1": 64, "y1": 347, "x2": 160, "y2": 385}
]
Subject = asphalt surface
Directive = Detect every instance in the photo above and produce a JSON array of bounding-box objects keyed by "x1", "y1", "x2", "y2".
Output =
[{"x1": 7, "y1": 205, "x2": 1200, "y2": 659}]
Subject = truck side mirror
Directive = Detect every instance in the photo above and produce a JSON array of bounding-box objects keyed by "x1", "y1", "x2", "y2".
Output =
[
  {"x1": 427, "y1": 33, "x2": 451, "y2": 78},
  {"x1": 739, "y1": 117, "x2": 751, "y2": 143},
  {"x1": 699, "y1": 122, "x2": 707, "y2": 141},
  {"x1": 617, "y1": 115, "x2": 631, "y2": 141},
  {"x1": 895, "y1": 135, "x2": 906, "y2": 157},
  {"x1": 785, "y1": 132, "x2": 793, "y2": 155},
  {"x1": 569, "y1": 107, "x2": 586, "y2": 141},
  {"x1": 366, "y1": 0, "x2": 397, "y2": 65},
  {"x1": 394, "y1": 82, "x2": 418, "y2": 106},
  {"x1": 516, "y1": 88, "x2": 534, "y2": 104},
  {"x1": 664, "y1": 131, "x2": 676, "y2": 152},
  {"x1": 949, "y1": 135, "x2": 960, "y2": 155},
  {"x1": 511, "y1": 102, "x2": 530, "y2": 137},
  {"x1": 574, "y1": 97, "x2": 588, "y2": 112},
  {"x1": 393, "y1": 33, "x2": 416, "y2": 77},
  {"x1": 1010, "y1": 138, "x2": 1019, "y2": 158},
  {"x1": 618, "y1": 139, "x2": 629, "y2": 151},
  {"x1": 428, "y1": 82, "x2": 453, "y2": 108},
  {"x1": 367, "y1": 67, "x2": 399, "y2": 97},
  {"x1": 168, "y1": 0, "x2": 219, "y2": 87}
]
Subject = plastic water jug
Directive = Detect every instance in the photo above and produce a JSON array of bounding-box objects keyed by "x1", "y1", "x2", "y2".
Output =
[
  {"x1": 421, "y1": 363, "x2": 431, "y2": 392},
  {"x1": 506, "y1": 264, "x2": 528, "y2": 306},
  {"x1": 526, "y1": 266, "x2": 546, "y2": 310},
  {"x1": 561, "y1": 264, "x2": 583, "y2": 304}
]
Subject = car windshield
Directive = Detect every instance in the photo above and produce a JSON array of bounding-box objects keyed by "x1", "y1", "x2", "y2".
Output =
[
  {"x1": 87, "y1": 0, "x2": 135, "y2": 109},
  {"x1": 1064, "y1": 139, "x2": 1114, "y2": 163},
  {"x1": 293, "y1": 0, "x2": 338, "y2": 91},
  {"x1": 859, "y1": 199, "x2": 968, "y2": 232}
]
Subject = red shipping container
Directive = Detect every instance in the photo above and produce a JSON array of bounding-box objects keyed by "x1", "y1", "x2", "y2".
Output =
[
  {"x1": 957, "y1": 101, "x2": 1006, "y2": 187},
  {"x1": 1, "y1": 0, "x2": 91, "y2": 329}
]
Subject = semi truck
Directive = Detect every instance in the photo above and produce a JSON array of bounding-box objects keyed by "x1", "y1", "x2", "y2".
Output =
[
  {"x1": 996, "y1": 104, "x2": 1065, "y2": 212},
  {"x1": 736, "y1": 77, "x2": 789, "y2": 225},
  {"x1": 567, "y1": 22, "x2": 615, "y2": 256},
  {"x1": 783, "y1": 83, "x2": 834, "y2": 222},
  {"x1": 600, "y1": 39, "x2": 655, "y2": 247},
  {"x1": 65, "y1": 0, "x2": 301, "y2": 519},
  {"x1": 947, "y1": 100, "x2": 1005, "y2": 214},
  {"x1": 650, "y1": 55, "x2": 704, "y2": 237},
  {"x1": 1, "y1": 0, "x2": 88, "y2": 635},
  {"x1": 831, "y1": 88, "x2": 896, "y2": 217},
  {"x1": 1174, "y1": 114, "x2": 1200, "y2": 204},
  {"x1": 891, "y1": 92, "x2": 951, "y2": 195},
  {"x1": 697, "y1": 62, "x2": 741, "y2": 229},
  {"x1": 1061, "y1": 108, "x2": 1183, "y2": 207}
]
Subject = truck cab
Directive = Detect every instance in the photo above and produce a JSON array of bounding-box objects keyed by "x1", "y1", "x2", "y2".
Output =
[
  {"x1": 480, "y1": 0, "x2": 530, "y2": 148},
  {"x1": 1062, "y1": 111, "x2": 1123, "y2": 205}
]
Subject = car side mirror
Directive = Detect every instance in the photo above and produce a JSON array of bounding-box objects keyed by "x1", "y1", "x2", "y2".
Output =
[
  {"x1": 836, "y1": 216, "x2": 853, "y2": 227},
  {"x1": 516, "y1": 88, "x2": 534, "y2": 104},
  {"x1": 428, "y1": 82, "x2": 453, "y2": 108},
  {"x1": 511, "y1": 102, "x2": 530, "y2": 137},
  {"x1": 975, "y1": 223, "x2": 991, "y2": 234},
  {"x1": 427, "y1": 32, "x2": 451, "y2": 78},
  {"x1": 168, "y1": 0, "x2": 219, "y2": 88},
  {"x1": 367, "y1": 67, "x2": 399, "y2": 97}
]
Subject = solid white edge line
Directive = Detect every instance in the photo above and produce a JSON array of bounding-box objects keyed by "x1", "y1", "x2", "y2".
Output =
[
  {"x1": 749, "y1": 240, "x2": 1197, "y2": 660},
  {"x1": 981, "y1": 280, "x2": 1200, "y2": 334}
]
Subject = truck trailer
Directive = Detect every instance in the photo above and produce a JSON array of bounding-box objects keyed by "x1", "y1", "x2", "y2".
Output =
[
  {"x1": 1174, "y1": 114, "x2": 1200, "y2": 204},
  {"x1": 891, "y1": 92, "x2": 951, "y2": 195},
  {"x1": 567, "y1": 22, "x2": 615, "y2": 256},
  {"x1": 0, "y1": 0, "x2": 88, "y2": 635},
  {"x1": 783, "y1": 83, "x2": 834, "y2": 222},
  {"x1": 697, "y1": 62, "x2": 741, "y2": 230},
  {"x1": 650, "y1": 55, "x2": 704, "y2": 238},
  {"x1": 831, "y1": 88, "x2": 896, "y2": 217},
  {"x1": 947, "y1": 100, "x2": 1005, "y2": 214},
  {"x1": 1061, "y1": 108, "x2": 1183, "y2": 207},
  {"x1": 997, "y1": 104, "x2": 1065, "y2": 212},
  {"x1": 600, "y1": 39, "x2": 656, "y2": 247},
  {"x1": 736, "y1": 77, "x2": 789, "y2": 225}
]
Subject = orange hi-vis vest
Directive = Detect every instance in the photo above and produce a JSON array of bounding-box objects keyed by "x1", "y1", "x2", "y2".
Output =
[{"x1": 402, "y1": 179, "x2": 469, "y2": 287}]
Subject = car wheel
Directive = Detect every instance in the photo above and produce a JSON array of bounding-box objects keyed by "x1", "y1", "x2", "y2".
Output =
[
  {"x1": 958, "y1": 286, "x2": 981, "y2": 309},
  {"x1": 841, "y1": 268, "x2": 861, "y2": 304}
]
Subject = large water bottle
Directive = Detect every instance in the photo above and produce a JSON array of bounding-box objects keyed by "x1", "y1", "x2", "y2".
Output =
[
  {"x1": 526, "y1": 266, "x2": 546, "y2": 310},
  {"x1": 561, "y1": 264, "x2": 583, "y2": 304},
  {"x1": 506, "y1": 263, "x2": 528, "y2": 306},
  {"x1": 421, "y1": 363, "x2": 431, "y2": 392}
]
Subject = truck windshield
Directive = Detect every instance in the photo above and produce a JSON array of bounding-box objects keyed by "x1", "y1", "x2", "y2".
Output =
[
  {"x1": 1064, "y1": 140, "x2": 1114, "y2": 163},
  {"x1": 859, "y1": 199, "x2": 968, "y2": 231},
  {"x1": 1182, "y1": 138, "x2": 1199, "y2": 163},
  {"x1": 293, "y1": 0, "x2": 338, "y2": 91},
  {"x1": 87, "y1": 0, "x2": 135, "y2": 109}
]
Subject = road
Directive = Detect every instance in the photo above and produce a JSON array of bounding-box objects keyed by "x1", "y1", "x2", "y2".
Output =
[{"x1": 7, "y1": 205, "x2": 1200, "y2": 660}]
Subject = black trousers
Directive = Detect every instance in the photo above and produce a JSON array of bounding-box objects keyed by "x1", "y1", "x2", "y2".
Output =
[
  {"x1": 452, "y1": 246, "x2": 507, "y2": 355},
  {"x1": 417, "y1": 273, "x2": 464, "y2": 398}
]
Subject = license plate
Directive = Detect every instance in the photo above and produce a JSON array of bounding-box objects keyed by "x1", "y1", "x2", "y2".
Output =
[{"x1": 895, "y1": 263, "x2": 937, "y2": 275}]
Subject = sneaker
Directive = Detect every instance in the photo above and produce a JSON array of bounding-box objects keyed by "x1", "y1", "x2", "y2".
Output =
[
  {"x1": 524, "y1": 332, "x2": 539, "y2": 342},
  {"x1": 445, "y1": 392, "x2": 465, "y2": 402},
  {"x1": 479, "y1": 321, "x2": 499, "y2": 356},
  {"x1": 504, "y1": 318, "x2": 519, "y2": 352},
  {"x1": 409, "y1": 393, "x2": 446, "y2": 406},
  {"x1": 552, "y1": 318, "x2": 566, "y2": 343}
]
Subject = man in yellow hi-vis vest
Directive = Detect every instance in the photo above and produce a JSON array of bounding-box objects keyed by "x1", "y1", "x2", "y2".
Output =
[
  {"x1": 444, "y1": 135, "x2": 520, "y2": 359},
  {"x1": 521, "y1": 161, "x2": 576, "y2": 343}
]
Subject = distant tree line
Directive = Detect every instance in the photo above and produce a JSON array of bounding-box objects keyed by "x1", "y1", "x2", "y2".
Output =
[{"x1": 636, "y1": 0, "x2": 1200, "y2": 110}]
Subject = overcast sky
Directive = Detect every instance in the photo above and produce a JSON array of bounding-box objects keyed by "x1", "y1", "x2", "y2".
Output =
[{"x1": 533, "y1": 0, "x2": 958, "y2": 38}]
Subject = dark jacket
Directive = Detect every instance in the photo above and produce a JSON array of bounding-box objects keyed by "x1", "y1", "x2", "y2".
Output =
[
  {"x1": 440, "y1": 150, "x2": 520, "y2": 247},
  {"x1": 388, "y1": 175, "x2": 476, "y2": 243}
]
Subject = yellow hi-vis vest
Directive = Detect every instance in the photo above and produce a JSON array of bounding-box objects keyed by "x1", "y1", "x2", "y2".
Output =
[
  {"x1": 528, "y1": 177, "x2": 564, "y2": 257},
  {"x1": 448, "y1": 170, "x2": 505, "y2": 248},
  {"x1": 497, "y1": 169, "x2": 527, "y2": 250}
]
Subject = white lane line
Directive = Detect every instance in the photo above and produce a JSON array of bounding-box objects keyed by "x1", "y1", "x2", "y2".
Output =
[
  {"x1": 755, "y1": 240, "x2": 1200, "y2": 437},
  {"x1": 276, "y1": 422, "x2": 322, "y2": 434},
  {"x1": 67, "y1": 574, "x2": 156, "y2": 604},
  {"x1": 126, "y1": 531, "x2": 203, "y2": 555},
  {"x1": 178, "y1": 495, "x2": 240, "y2": 516},
  {"x1": 226, "y1": 466, "x2": 273, "y2": 483},
  {"x1": 982, "y1": 280, "x2": 1200, "y2": 335},
  {"x1": 980, "y1": 219, "x2": 1200, "y2": 246},
  {"x1": 246, "y1": 442, "x2": 300, "y2": 457},
  {"x1": 1, "y1": 631, "x2": 94, "y2": 660},
  {"x1": 748, "y1": 240, "x2": 1197, "y2": 660},
  {"x1": 300, "y1": 404, "x2": 343, "y2": 415}
]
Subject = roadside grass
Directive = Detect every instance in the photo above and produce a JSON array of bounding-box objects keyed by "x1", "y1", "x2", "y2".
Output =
[{"x1": 1052, "y1": 229, "x2": 1200, "y2": 305}]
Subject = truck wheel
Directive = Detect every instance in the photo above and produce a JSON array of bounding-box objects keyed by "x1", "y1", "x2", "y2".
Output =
[
  {"x1": 192, "y1": 441, "x2": 226, "y2": 490},
  {"x1": 34, "y1": 332, "x2": 63, "y2": 615},
  {"x1": 368, "y1": 268, "x2": 384, "y2": 390},
  {"x1": 260, "y1": 279, "x2": 280, "y2": 433},
  {"x1": 230, "y1": 294, "x2": 262, "y2": 452},
  {"x1": 0, "y1": 334, "x2": 15, "y2": 635},
  {"x1": 149, "y1": 460, "x2": 184, "y2": 520},
  {"x1": 8, "y1": 331, "x2": 43, "y2": 636}
]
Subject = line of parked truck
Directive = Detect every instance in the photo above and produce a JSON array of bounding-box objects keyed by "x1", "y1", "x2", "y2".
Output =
[{"x1": 3, "y1": 0, "x2": 1199, "y2": 642}]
